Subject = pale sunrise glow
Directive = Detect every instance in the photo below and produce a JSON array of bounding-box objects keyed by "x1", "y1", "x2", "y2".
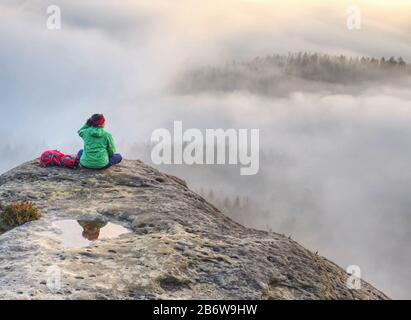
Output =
[{"x1": 1, "y1": 0, "x2": 411, "y2": 302}]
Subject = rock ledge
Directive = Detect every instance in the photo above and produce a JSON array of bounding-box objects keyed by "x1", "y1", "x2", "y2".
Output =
[{"x1": 0, "y1": 160, "x2": 388, "y2": 299}]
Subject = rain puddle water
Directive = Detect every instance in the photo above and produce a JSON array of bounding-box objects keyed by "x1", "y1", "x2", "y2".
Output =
[{"x1": 52, "y1": 219, "x2": 131, "y2": 248}]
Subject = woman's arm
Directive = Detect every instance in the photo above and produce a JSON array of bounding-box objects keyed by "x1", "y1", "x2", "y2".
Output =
[
  {"x1": 107, "y1": 133, "x2": 116, "y2": 156},
  {"x1": 78, "y1": 123, "x2": 89, "y2": 138}
]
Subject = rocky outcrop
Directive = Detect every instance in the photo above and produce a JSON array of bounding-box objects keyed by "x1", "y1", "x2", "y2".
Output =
[{"x1": 0, "y1": 160, "x2": 388, "y2": 299}]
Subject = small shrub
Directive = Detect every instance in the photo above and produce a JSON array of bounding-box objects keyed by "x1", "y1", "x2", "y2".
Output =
[{"x1": 1, "y1": 202, "x2": 42, "y2": 227}]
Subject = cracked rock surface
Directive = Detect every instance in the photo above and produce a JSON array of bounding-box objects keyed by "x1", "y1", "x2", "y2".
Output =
[{"x1": 0, "y1": 160, "x2": 388, "y2": 299}]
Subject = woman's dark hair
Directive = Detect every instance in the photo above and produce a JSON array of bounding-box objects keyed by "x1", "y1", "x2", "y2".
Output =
[{"x1": 87, "y1": 114, "x2": 105, "y2": 127}]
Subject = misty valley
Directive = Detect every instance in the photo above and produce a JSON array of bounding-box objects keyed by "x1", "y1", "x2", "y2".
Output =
[
  {"x1": 1, "y1": 0, "x2": 411, "y2": 303},
  {"x1": 2, "y1": 52, "x2": 411, "y2": 298}
]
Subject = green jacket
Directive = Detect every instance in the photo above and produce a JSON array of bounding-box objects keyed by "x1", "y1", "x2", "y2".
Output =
[{"x1": 78, "y1": 123, "x2": 116, "y2": 169}]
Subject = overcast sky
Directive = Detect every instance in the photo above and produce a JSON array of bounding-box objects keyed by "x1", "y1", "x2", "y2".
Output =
[
  {"x1": 1, "y1": 0, "x2": 411, "y2": 151},
  {"x1": 1, "y1": 0, "x2": 411, "y2": 299}
]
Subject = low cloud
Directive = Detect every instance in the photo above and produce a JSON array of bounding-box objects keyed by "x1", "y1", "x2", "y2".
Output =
[{"x1": 1, "y1": 0, "x2": 411, "y2": 298}]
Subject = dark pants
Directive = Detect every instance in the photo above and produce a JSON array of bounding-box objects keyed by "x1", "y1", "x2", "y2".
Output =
[{"x1": 77, "y1": 150, "x2": 122, "y2": 169}]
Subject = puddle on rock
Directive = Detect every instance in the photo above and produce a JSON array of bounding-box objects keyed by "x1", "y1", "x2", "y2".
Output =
[{"x1": 52, "y1": 219, "x2": 131, "y2": 248}]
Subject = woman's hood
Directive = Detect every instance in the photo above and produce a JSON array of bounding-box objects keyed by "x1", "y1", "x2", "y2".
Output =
[{"x1": 89, "y1": 127, "x2": 104, "y2": 138}]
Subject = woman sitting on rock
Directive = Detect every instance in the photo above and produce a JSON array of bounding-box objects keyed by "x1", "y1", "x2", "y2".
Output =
[{"x1": 77, "y1": 114, "x2": 122, "y2": 169}]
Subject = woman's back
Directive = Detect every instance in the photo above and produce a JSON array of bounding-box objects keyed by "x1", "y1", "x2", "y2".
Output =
[{"x1": 78, "y1": 115, "x2": 116, "y2": 169}]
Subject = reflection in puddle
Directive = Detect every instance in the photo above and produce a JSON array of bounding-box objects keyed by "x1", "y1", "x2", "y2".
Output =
[{"x1": 52, "y1": 219, "x2": 130, "y2": 248}]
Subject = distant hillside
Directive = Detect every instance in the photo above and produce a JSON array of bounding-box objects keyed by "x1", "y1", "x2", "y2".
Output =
[{"x1": 175, "y1": 53, "x2": 411, "y2": 96}]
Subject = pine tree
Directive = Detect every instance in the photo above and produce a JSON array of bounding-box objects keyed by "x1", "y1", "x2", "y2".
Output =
[
  {"x1": 234, "y1": 196, "x2": 241, "y2": 209},
  {"x1": 388, "y1": 56, "x2": 397, "y2": 66},
  {"x1": 398, "y1": 57, "x2": 406, "y2": 68}
]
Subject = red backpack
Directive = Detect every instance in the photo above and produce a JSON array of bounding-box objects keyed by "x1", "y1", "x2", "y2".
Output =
[
  {"x1": 59, "y1": 155, "x2": 79, "y2": 169},
  {"x1": 40, "y1": 150, "x2": 79, "y2": 169}
]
